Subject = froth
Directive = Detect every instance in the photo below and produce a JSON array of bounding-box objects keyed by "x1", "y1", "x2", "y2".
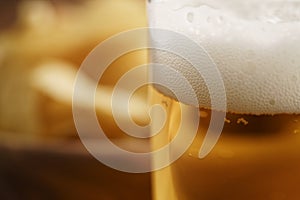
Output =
[{"x1": 148, "y1": 0, "x2": 300, "y2": 115}]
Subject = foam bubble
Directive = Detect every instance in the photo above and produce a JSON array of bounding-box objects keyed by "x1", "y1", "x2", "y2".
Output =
[{"x1": 148, "y1": 0, "x2": 300, "y2": 115}]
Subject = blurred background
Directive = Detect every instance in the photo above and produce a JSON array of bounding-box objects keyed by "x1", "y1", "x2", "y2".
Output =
[{"x1": 0, "y1": 0, "x2": 151, "y2": 199}]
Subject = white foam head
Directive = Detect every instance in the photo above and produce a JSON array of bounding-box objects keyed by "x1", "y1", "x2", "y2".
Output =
[{"x1": 148, "y1": 0, "x2": 300, "y2": 115}]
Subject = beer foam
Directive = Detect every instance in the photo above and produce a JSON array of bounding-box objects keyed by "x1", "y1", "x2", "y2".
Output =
[{"x1": 148, "y1": 0, "x2": 300, "y2": 115}]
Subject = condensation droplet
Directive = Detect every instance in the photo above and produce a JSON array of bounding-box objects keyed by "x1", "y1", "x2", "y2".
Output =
[{"x1": 187, "y1": 12, "x2": 194, "y2": 23}]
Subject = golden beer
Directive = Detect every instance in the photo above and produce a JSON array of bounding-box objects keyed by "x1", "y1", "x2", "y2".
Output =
[{"x1": 151, "y1": 87, "x2": 300, "y2": 200}]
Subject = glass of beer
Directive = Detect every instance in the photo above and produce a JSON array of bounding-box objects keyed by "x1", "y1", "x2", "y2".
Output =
[{"x1": 147, "y1": 0, "x2": 300, "y2": 199}]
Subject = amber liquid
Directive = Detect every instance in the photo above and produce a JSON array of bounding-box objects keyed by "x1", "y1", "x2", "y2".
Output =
[{"x1": 151, "y1": 87, "x2": 300, "y2": 200}]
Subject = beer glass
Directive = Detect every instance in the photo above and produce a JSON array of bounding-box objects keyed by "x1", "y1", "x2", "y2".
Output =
[{"x1": 148, "y1": 0, "x2": 300, "y2": 199}]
